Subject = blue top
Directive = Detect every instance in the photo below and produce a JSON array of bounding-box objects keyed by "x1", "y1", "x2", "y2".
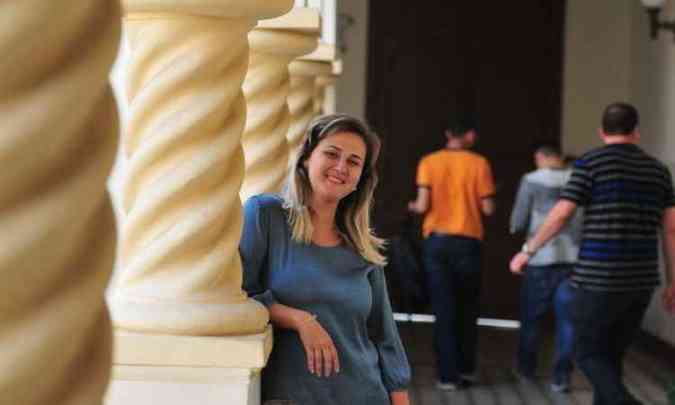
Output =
[{"x1": 240, "y1": 194, "x2": 411, "y2": 404}]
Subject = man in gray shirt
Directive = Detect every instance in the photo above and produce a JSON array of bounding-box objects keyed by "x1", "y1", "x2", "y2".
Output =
[{"x1": 510, "y1": 144, "x2": 582, "y2": 393}]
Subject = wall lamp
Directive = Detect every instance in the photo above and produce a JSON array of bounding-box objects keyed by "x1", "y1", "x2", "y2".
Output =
[{"x1": 642, "y1": 0, "x2": 675, "y2": 40}]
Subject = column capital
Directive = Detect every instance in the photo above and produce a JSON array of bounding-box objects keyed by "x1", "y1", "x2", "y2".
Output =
[
  {"x1": 248, "y1": 29, "x2": 317, "y2": 59},
  {"x1": 257, "y1": 7, "x2": 320, "y2": 32},
  {"x1": 289, "y1": 59, "x2": 333, "y2": 77},
  {"x1": 122, "y1": 0, "x2": 293, "y2": 19},
  {"x1": 299, "y1": 42, "x2": 337, "y2": 62}
]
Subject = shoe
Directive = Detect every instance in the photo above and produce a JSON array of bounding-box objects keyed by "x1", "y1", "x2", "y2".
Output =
[
  {"x1": 460, "y1": 372, "x2": 478, "y2": 383},
  {"x1": 550, "y1": 382, "x2": 570, "y2": 393},
  {"x1": 512, "y1": 367, "x2": 535, "y2": 382},
  {"x1": 436, "y1": 379, "x2": 471, "y2": 391}
]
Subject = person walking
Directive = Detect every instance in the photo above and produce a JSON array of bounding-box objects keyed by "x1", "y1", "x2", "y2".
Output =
[
  {"x1": 510, "y1": 143, "x2": 583, "y2": 393},
  {"x1": 510, "y1": 102, "x2": 675, "y2": 404},
  {"x1": 409, "y1": 116, "x2": 496, "y2": 390}
]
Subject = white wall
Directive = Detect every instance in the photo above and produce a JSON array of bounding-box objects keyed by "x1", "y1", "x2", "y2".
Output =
[
  {"x1": 335, "y1": 0, "x2": 369, "y2": 120},
  {"x1": 628, "y1": 0, "x2": 675, "y2": 345},
  {"x1": 561, "y1": 0, "x2": 634, "y2": 156}
]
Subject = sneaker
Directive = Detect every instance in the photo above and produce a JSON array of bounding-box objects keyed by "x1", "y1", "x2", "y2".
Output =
[
  {"x1": 512, "y1": 367, "x2": 535, "y2": 383},
  {"x1": 436, "y1": 379, "x2": 472, "y2": 391},
  {"x1": 550, "y1": 382, "x2": 570, "y2": 393},
  {"x1": 460, "y1": 372, "x2": 478, "y2": 383}
]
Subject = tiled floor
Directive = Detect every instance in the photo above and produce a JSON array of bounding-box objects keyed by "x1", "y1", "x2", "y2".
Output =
[{"x1": 398, "y1": 322, "x2": 674, "y2": 405}]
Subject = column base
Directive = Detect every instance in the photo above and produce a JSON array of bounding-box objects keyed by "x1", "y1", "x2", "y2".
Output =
[{"x1": 105, "y1": 326, "x2": 273, "y2": 405}]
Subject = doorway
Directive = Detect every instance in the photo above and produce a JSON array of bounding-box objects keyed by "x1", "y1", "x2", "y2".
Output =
[{"x1": 366, "y1": 0, "x2": 567, "y2": 319}]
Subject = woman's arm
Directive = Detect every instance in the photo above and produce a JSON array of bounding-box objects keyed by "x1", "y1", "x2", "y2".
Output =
[
  {"x1": 268, "y1": 303, "x2": 341, "y2": 378},
  {"x1": 367, "y1": 268, "x2": 412, "y2": 396}
]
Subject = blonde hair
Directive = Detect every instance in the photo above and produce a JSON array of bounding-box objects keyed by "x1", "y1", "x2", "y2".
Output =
[{"x1": 281, "y1": 114, "x2": 387, "y2": 266}]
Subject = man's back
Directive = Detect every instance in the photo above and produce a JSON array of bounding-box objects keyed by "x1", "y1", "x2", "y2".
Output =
[
  {"x1": 561, "y1": 143, "x2": 674, "y2": 292},
  {"x1": 510, "y1": 167, "x2": 582, "y2": 266},
  {"x1": 417, "y1": 149, "x2": 495, "y2": 240}
]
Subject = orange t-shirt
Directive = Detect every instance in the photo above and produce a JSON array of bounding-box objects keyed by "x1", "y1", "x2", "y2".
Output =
[{"x1": 416, "y1": 149, "x2": 495, "y2": 240}]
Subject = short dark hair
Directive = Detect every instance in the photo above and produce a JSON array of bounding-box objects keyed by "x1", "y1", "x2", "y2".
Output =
[
  {"x1": 602, "y1": 102, "x2": 639, "y2": 135},
  {"x1": 446, "y1": 114, "x2": 477, "y2": 138},
  {"x1": 534, "y1": 143, "x2": 561, "y2": 157}
]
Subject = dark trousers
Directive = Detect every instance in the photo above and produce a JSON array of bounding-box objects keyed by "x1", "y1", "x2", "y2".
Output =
[
  {"x1": 518, "y1": 264, "x2": 575, "y2": 384},
  {"x1": 571, "y1": 286, "x2": 653, "y2": 405},
  {"x1": 423, "y1": 234, "x2": 482, "y2": 383}
]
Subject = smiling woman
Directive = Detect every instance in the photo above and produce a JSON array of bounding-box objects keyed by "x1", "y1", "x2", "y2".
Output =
[
  {"x1": 240, "y1": 114, "x2": 411, "y2": 405},
  {"x1": 283, "y1": 114, "x2": 385, "y2": 263}
]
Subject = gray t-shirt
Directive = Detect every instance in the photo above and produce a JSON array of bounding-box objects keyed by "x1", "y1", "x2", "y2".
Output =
[
  {"x1": 510, "y1": 168, "x2": 583, "y2": 266},
  {"x1": 240, "y1": 194, "x2": 410, "y2": 404}
]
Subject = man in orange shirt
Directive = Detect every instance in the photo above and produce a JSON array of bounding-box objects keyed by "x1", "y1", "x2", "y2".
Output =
[{"x1": 409, "y1": 116, "x2": 496, "y2": 390}]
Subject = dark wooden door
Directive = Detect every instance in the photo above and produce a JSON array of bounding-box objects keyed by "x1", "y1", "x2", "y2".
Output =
[{"x1": 367, "y1": 1, "x2": 566, "y2": 319}]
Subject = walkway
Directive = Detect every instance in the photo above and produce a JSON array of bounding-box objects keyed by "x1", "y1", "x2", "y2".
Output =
[{"x1": 399, "y1": 322, "x2": 674, "y2": 404}]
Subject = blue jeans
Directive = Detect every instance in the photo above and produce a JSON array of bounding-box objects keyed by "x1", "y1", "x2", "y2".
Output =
[
  {"x1": 423, "y1": 234, "x2": 482, "y2": 383},
  {"x1": 517, "y1": 264, "x2": 574, "y2": 385},
  {"x1": 571, "y1": 286, "x2": 653, "y2": 405}
]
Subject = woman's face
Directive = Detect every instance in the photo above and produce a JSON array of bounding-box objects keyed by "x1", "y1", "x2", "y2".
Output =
[{"x1": 303, "y1": 131, "x2": 367, "y2": 203}]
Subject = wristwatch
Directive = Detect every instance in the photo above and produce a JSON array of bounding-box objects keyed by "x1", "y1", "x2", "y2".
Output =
[{"x1": 521, "y1": 242, "x2": 537, "y2": 256}]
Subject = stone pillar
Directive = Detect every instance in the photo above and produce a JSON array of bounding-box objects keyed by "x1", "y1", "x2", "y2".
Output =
[
  {"x1": 286, "y1": 60, "x2": 333, "y2": 161},
  {"x1": 239, "y1": 15, "x2": 318, "y2": 202},
  {"x1": 107, "y1": 2, "x2": 293, "y2": 404},
  {"x1": 314, "y1": 74, "x2": 337, "y2": 115},
  {"x1": 109, "y1": 0, "x2": 293, "y2": 336},
  {"x1": 0, "y1": 2, "x2": 121, "y2": 405}
]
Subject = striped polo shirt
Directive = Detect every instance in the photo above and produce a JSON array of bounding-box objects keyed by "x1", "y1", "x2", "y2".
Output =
[{"x1": 560, "y1": 143, "x2": 675, "y2": 292}]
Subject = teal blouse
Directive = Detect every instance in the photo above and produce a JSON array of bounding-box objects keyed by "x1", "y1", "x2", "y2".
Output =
[{"x1": 240, "y1": 194, "x2": 410, "y2": 404}]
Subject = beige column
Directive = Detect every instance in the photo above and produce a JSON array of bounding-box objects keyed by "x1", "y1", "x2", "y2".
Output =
[
  {"x1": 107, "y1": 2, "x2": 292, "y2": 405},
  {"x1": 316, "y1": 59, "x2": 342, "y2": 115},
  {"x1": 240, "y1": 10, "x2": 319, "y2": 202},
  {"x1": 304, "y1": 45, "x2": 340, "y2": 116},
  {"x1": 109, "y1": 0, "x2": 292, "y2": 336},
  {"x1": 287, "y1": 60, "x2": 333, "y2": 160},
  {"x1": 0, "y1": 2, "x2": 121, "y2": 405},
  {"x1": 314, "y1": 75, "x2": 332, "y2": 114}
]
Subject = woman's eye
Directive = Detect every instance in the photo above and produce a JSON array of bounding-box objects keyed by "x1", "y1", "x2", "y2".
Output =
[
  {"x1": 324, "y1": 151, "x2": 338, "y2": 158},
  {"x1": 349, "y1": 160, "x2": 361, "y2": 167}
]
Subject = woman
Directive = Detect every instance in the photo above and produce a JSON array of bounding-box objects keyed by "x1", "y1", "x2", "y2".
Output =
[{"x1": 241, "y1": 114, "x2": 411, "y2": 405}]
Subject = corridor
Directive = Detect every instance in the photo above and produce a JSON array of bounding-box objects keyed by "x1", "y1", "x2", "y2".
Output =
[{"x1": 399, "y1": 322, "x2": 674, "y2": 405}]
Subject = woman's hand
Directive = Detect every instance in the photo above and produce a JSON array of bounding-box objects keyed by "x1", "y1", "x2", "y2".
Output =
[{"x1": 296, "y1": 315, "x2": 340, "y2": 377}]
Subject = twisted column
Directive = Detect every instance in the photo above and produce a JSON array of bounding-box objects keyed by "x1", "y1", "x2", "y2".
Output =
[
  {"x1": 109, "y1": 0, "x2": 293, "y2": 336},
  {"x1": 0, "y1": 1, "x2": 120, "y2": 404},
  {"x1": 240, "y1": 29, "x2": 317, "y2": 202},
  {"x1": 314, "y1": 73, "x2": 337, "y2": 115},
  {"x1": 287, "y1": 60, "x2": 334, "y2": 161}
]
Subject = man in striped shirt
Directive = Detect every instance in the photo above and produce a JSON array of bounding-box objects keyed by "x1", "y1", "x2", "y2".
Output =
[{"x1": 510, "y1": 102, "x2": 675, "y2": 405}]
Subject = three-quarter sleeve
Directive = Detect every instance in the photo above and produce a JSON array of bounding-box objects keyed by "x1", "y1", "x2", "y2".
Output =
[
  {"x1": 240, "y1": 196, "x2": 277, "y2": 307},
  {"x1": 510, "y1": 177, "x2": 533, "y2": 234},
  {"x1": 367, "y1": 267, "x2": 411, "y2": 392}
]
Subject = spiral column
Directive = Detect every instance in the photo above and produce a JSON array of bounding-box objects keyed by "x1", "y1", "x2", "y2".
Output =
[
  {"x1": 287, "y1": 60, "x2": 333, "y2": 161},
  {"x1": 109, "y1": 0, "x2": 292, "y2": 337},
  {"x1": 314, "y1": 73, "x2": 338, "y2": 115},
  {"x1": 0, "y1": 1, "x2": 121, "y2": 404},
  {"x1": 240, "y1": 21, "x2": 318, "y2": 202}
]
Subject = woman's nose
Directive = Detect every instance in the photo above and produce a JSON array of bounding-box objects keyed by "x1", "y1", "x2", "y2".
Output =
[{"x1": 335, "y1": 159, "x2": 349, "y2": 173}]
